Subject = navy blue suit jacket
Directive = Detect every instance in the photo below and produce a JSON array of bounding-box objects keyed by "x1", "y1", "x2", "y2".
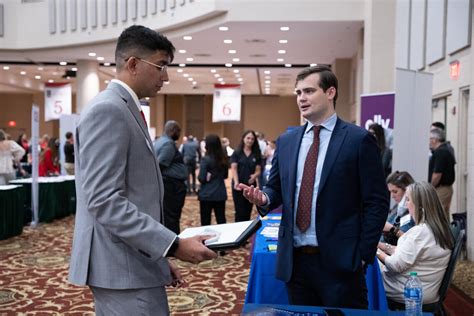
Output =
[{"x1": 261, "y1": 118, "x2": 389, "y2": 283}]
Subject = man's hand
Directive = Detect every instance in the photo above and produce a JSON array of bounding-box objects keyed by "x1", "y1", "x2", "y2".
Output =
[
  {"x1": 173, "y1": 235, "x2": 218, "y2": 264},
  {"x1": 167, "y1": 259, "x2": 184, "y2": 287},
  {"x1": 237, "y1": 184, "x2": 267, "y2": 206},
  {"x1": 383, "y1": 222, "x2": 393, "y2": 232}
]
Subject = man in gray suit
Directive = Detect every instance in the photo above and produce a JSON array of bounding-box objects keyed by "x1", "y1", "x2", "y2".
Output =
[{"x1": 69, "y1": 25, "x2": 217, "y2": 315}]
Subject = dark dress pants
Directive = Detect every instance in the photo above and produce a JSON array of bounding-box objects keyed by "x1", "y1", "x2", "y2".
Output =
[
  {"x1": 199, "y1": 200, "x2": 226, "y2": 226},
  {"x1": 287, "y1": 251, "x2": 368, "y2": 309},
  {"x1": 162, "y1": 177, "x2": 186, "y2": 234},
  {"x1": 232, "y1": 188, "x2": 253, "y2": 222},
  {"x1": 185, "y1": 160, "x2": 197, "y2": 192}
]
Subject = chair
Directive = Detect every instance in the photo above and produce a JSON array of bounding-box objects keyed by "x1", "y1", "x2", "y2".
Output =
[{"x1": 422, "y1": 230, "x2": 465, "y2": 316}]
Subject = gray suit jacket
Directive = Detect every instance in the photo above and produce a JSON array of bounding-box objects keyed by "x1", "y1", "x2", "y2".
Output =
[{"x1": 69, "y1": 82, "x2": 176, "y2": 289}]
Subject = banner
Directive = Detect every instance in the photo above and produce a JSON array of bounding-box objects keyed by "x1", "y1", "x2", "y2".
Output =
[
  {"x1": 212, "y1": 84, "x2": 241, "y2": 122},
  {"x1": 31, "y1": 105, "x2": 40, "y2": 227},
  {"x1": 44, "y1": 83, "x2": 72, "y2": 121},
  {"x1": 360, "y1": 92, "x2": 395, "y2": 130}
]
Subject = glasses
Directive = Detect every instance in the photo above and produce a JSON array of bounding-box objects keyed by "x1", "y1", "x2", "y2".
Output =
[{"x1": 127, "y1": 57, "x2": 168, "y2": 73}]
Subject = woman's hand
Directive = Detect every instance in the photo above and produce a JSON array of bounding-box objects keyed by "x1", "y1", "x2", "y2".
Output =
[{"x1": 248, "y1": 173, "x2": 258, "y2": 185}]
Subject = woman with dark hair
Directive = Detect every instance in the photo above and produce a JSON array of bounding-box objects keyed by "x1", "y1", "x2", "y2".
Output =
[
  {"x1": 16, "y1": 133, "x2": 29, "y2": 163},
  {"x1": 198, "y1": 134, "x2": 229, "y2": 226},
  {"x1": 39, "y1": 137, "x2": 60, "y2": 176},
  {"x1": 230, "y1": 130, "x2": 262, "y2": 222},
  {"x1": 369, "y1": 123, "x2": 392, "y2": 176},
  {"x1": 382, "y1": 171, "x2": 416, "y2": 245},
  {"x1": 377, "y1": 181, "x2": 453, "y2": 307}
]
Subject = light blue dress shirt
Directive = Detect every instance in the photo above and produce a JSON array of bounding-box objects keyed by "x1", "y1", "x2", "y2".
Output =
[{"x1": 293, "y1": 113, "x2": 337, "y2": 247}]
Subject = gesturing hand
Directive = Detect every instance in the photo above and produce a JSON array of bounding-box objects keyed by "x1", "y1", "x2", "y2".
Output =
[
  {"x1": 237, "y1": 183, "x2": 267, "y2": 206},
  {"x1": 173, "y1": 235, "x2": 218, "y2": 264}
]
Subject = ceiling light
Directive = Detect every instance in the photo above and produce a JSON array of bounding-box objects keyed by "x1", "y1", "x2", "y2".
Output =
[
  {"x1": 228, "y1": 50, "x2": 236, "y2": 54},
  {"x1": 38, "y1": 67, "x2": 44, "y2": 71},
  {"x1": 188, "y1": 78, "x2": 193, "y2": 81},
  {"x1": 178, "y1": 49, "x2": 187, "y2": 53},
  {"x1": 88, "y1": 52, "x2": 96, "y2": 57},
  {"x1": 221, "y1": 82, "x2": 226, "y2": 85},
  {"x1": 224, "y1": 39, "x2": 232, "y2": 44},
  {"x1": 237, "y1": 78, "x2": 243, "y2": 82},
  {"x1": 71, "y1": 67, "x2": 78, "y2": 71},
  {"x1": 225, "y1": 63, "x2": 232, "y2": 67},
  {"x1": 219, "y1": 26, "x2": 229, "y2": 31},
  {"x1": 35, "y1": 75, "x2": 41, "y2": 79},
  {"x1": 277, "y1": 58, "x2": 284, "y2": 62},
  {"x1": 279, "y1": 40, "x2": 288, "y2": 44},
  {"x1": 310, "y1": 63, "x2": 318, "y2": 67},
  {"x1": 20, "y1": 71, "x2": 26, "y2": 75},
  {"x1": 104, "y1": 80, "x2": 110, "y2": 84},
  {"x1": 265, "y1": 80, "x2": 271, "y2": 84},
  {"x1": 183, "y1": 74, "x2": 189, "y2": 77},
  {"x1": 278, "y1": 50, "x2": 286, "y2": 54},
  {"x1": 210, "y1": 69, "x2": 216, "y2": 73},
  {"x1": 285, "y1": 64, "x2": 292, "y2": 67},
  {"x1": 164, "y1": 81, "x2": 170, "y2": 85},
  {"x1": 214, "y1": 74, "x2": 220, "y2": 77},
  {"x1": 235, "y1": 74, "x2": 241, "y2": 77},
  {"x1": 218, "y1": 78, "x2": 224, "y2": 82},
  {"x1": 280, "y1": 26, "x2": 290, "y2": 31},
  {"x1": 48, "y1": 79, "x2": 54, "y2": 83},
  {"x1": 183, "y1": 36, "x2": 192, "y2": 40},
  {"x1": 186, "y1": 57, "x2": 194, "y2": 62},
  {"x1": 145, "y1": 97, "x2": 150, "y2": 100},
  {"x1": 264, "y1": 70, "x2": 271, "y2": 74},
  {"x1": 179, "y1": 63, "x2": 186, "y2": 67},
  {"x1": 192, "y1": 81, "x2": 197, "y2": 85},
  {"x1": 265, "y1": 76, "x2": 271, "y2": 79},
  {"x1": 97, "y1": 57, "x2": 105, "y2": 61},
  {"x1": 104, "y1": 62, "x2": 111, "y2": 66},
  {"x1": 232, "y1": 58, "x2": 240, "y2": 62},
  {"x1": 233, "y1": 69, "x2": 240, "y2": 73},
  {"x1": 60, "y1": 62, "x2": 67, "y2": 65},
  {"x1": 3, "y1": 66, "x2": 10, "y2": 70},
  {"x1": 177, "y1": 69, "x2": 184, "y2": 73}
]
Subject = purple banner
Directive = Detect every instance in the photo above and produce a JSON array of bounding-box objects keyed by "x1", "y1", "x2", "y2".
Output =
[{"x1": 360, "y1": 93, "x2": 395, "y2": 129}]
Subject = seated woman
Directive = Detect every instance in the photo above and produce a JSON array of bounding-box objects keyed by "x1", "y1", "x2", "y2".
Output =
[
  {"x1": 382, "y1": 171, "x2": 415, "y2": 245},
  {"x1": 377, "y1": 181, "x2": 454, "y2": 307}
]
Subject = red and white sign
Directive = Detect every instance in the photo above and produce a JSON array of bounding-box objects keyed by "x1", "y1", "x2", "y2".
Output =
[
  {"x1": 212, "y1": 84, "x2": 241, "y2": 122},
  {"x1": 44, "y1": 83, "x2": 72, "y2": 121}
]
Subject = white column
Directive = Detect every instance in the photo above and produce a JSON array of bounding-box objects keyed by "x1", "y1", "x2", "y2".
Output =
[{"x1": 76, "y1": 59, "x2": 100, "y2": 113}]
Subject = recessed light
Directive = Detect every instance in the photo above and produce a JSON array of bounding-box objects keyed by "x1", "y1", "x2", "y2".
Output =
[
  {"x1": 71, "y1": 67, "x2": 78, "y2": 71},
  {"x1": 235, "y1": 74, "x2": 241, "y2": 77},
  {"x1": 38, "y1": 67, "x2": 44, "y2": 71},
  {"x1": 210, "y1": 69, "x2": 216, "y2": 73},
  {"x1": 145, "y1": 97, "x2": 150, "y2": 100},
  {"x1": 280, "y1": 26, "x2": 290, "y2": 31},
  {"x1": 178, "y1": 49, "x2": 187, "y2": 53},
  {"x1": 186, "y1": 57, "x2": 194, "y2": 62},
  {"x1": 183, "y1": 73, "x2": 189, "y2": 77},
  {"x1": 285, "y1": 64, "x2": 292, "y2": 67},
  {"x1": 277, "y1": 58, "x2": 284, "y2": 62},
  {"x1": 265, "y1": 76, "x2": 271, "y2": 79},
  {"x1": 48, "y1": 79, "x2": 54, "y2": 83},
  {"x1": 192, "y1": 81, "x2": 197, "y2": 85},
  {"x1": 3, "y1": 66, "x2": 10, "y2": 70},
  {"x1": 60, "y1": 62, "x2": 67, "y2": 66},
  {"x1": 233, "y1": 69, "x2": 240, "y2": 73},
  {"x1": 232, "y1": 58, "x2": 240, "y2": 62},
  {"x1": 264, "y1": 70, "x2": 271, "y2": 74},
  {"x1": 219, "y1": 26, "x2": 229, "y2": 31},
  {"x1": 20, "y1": 71, "x2": 26, "y2": 75},
  {"x1": 225, "y1": 63, "x2": 232, "y2": 67},
  {"x1": 279, "y1": 40, "x2": 288, "y2": 44},
  {"x1": 228, "y1": 50, "x2": 236, "y2": 54},
  {"x1": 278, "y1": 50, "x2": 286, "y2": 54},
  {"x1": 237, "y1": 78, "x2": 243, "y2": 82},
  {"x1": 265, "y1": 80, "x2": 271, "y2": 84},
  {"x1": 177, "y1": 69, "x2": 184, "y2": 73},
  {"x1": 218, "y1": 78, "x2": 224, "y2": 81},
  {"x1": 88, "y1": 52, "x2": 96, "y2": 57},
  {"x1": 35, "y1": 75, "x2": 41, "y2": 79},
  {"x1": 97, "y1": 57, "x2": 105, "y2": 61},
  {"x1": 183, "y1": 36, "x2": 192, "y2": 40},
  {"x1": 188, "y1": 78, "x2": 193, "y2": 81},
  {"x1": 214, "y1": 74, "x2": 220, "y2": 77},
  {"x1": 104, "y1": 62, "x2": 111, "y2": 66},
  {"x1": 310, "y1": 63, "x2": 318, "y2": 67},
  {"x1": 223, "y1": 39, "x2": 232, "y2": 44},
  {"x1": 179, "y1": 63, "x2": 186, "y2": 67},
  {"x1": 164, "y1": 81, "x2": 170, "y2": 85}
]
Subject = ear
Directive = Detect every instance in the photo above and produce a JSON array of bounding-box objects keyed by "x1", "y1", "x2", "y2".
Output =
[
  {"x1": 126, "y1": 57, "x2": 139, "y2": 75},
  {"x1": 326, "y1": 87, "x2": 336, "y2": 100}
]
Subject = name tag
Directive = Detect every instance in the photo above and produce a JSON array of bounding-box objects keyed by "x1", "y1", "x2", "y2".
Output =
[{"x1": 400, "y1": 214, "x2": 412, "y2": 227}]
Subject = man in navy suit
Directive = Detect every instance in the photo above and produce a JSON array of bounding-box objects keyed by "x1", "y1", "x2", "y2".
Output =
[{"x1": 239, "y1": 65, "x2": 388, "y2": 308}]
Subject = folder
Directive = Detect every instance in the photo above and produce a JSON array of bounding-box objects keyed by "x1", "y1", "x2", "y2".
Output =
[{"x1": 179, "y1": 218, "x2": 262, "y2": 251}]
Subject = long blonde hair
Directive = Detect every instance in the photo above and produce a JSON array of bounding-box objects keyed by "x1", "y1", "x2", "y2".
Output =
[{"x1": 407, "y1": 181, "x2": 454, "y2": 250}]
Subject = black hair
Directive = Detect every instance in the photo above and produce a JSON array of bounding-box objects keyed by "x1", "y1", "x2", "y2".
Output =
[
  {"x1": 431, "y1": 121, "x2": 445, "y2": 131},
  {"x1": 115, "y1": 25, "x2": 175, "y2": 70},
  {"x1": 368, "y1": 123, "x2": 386, "y2": 153},
  {"x1": 65, "y1": 132, "x2": 73, "y2": 140},
  {"x1": 236, "y1": 130, "x2": 261, "y2": 161},
  {"x1": 205, "y1": 134, "x2": 228, "y2": 170},
  {"x1": 386, "y1": 171, "x2": 415, "y2": 190},
  {"x1": 295, "y1": 65, "x2": 338, "y2": 108}
]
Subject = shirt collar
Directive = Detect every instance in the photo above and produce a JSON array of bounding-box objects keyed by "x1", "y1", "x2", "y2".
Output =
[
  {"x1": 304, "y1": 113, "x2": 337, "y2": 134},
  {"x1": 111, "y1": 79, "x2": 142, "y2": 112}
]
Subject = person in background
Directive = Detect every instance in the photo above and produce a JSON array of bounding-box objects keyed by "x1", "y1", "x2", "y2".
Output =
[
  {"x1": 68, "y1": 25, "x2": 216, "y2": 316},
  {"x1": 198, "y1": 134, "x2": 228, "y2": 226},
  {"x1": 16, "y1": 133, "x2": 29, "y2": 163},
  {"x1": 221, "y1": 137, "x2": 234, "y2": 157},
  {"x1": 382, "y1": 171, "x2": 415, "y2": 245},
  {"x1": 0, "y1": 129, "x2": 25, "y2": 185},
  {"x1": 431, "y1": 122, "x2": 455, "y2": 161},
  {"x1": 64, "y1": 131, "x2": 75, "y2": 175},
  {"x1": 377, "y1": 181, "x2": 453, "y2": 308},
  {"x1": 230, "y1": 130, "x2": 262, "y2": 222},
  {"x1": 154, "y1": 120, "x2": 187, "y2": 234},
  {"x1": 261, "y1": 140, "x2": 276, "y2": 188},
  {"x1": 40, "y1": 134, "x2": 50, "y2": 152},
  {"x1": 239, "y1": 65, "x2": 388, "y2": 308},
  {"x1": 429, "y1": 128, "x2": 455, "y2": 218},
  {"x1": 369, "y1": 123, "x2": 392, "y2": 177},
  {"x1": 181, "y1": 135, "x2": 201, "y2": 194},
  {"x1": 39, "y1": 137, "x2": 60, "y2": 177}
]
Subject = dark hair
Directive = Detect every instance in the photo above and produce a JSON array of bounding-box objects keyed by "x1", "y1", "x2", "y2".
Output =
[
  {"x1": 17, "y1": 133, "x2": 26, "y2": 143},
  {"x1": 205, "y1": 134, "x2": 228, "y2": 170},
  {"x1": 236, "y1": 130, "x2": 261, "y2": 161},
  {"x1": 115, "y1": 25, "x2": 175, "y2": 71},
  {"x1": 431, "y1": 121, "x2": 445, "y2": 131},
  {"x1": 386, "y1": 171, "x2": 415, "y2": 191},
  {"x1": 41, "y1": 137, "x2": 59, "y2": 163},
  {"x1": 295, "y1": 65, "x2": 338, "y2": 108},
  {"x1": 368, "y1": 123, "x2": 386, "y2": 153},
  {"x1": 65, "y1": 132, "x2": 73, "y2": 140}
]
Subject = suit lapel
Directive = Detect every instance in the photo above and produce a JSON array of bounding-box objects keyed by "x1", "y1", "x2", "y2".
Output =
[
  {"x1": 317, "y1": 118, "x2": 347, "y2": 195},
  {"x1": 289, "y1": 124, "x2": 307, "y2": 209}
]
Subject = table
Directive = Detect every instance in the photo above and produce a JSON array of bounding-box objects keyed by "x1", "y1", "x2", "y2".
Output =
[
  {"x1": 9, "y1": 176, "x2": 76, "y2": 223},
  {"x1": 245, "y1": 215, "x2": 388, "y2": 311},
  {"x1": 0, "y1": 185, "x2": 26, "y2": 240}
]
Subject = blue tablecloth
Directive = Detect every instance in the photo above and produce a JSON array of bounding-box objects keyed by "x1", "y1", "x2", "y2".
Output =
[{"x1": 245, "y1": 215, "x2": 388, "y2": 311}]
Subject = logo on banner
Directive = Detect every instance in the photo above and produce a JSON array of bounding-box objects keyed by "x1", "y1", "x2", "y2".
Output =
[{"x1": 364, "y1": 114, "x2": 391, "y2": 129}]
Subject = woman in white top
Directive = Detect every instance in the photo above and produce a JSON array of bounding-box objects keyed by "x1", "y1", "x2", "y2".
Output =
[
  {"x1": 0, "y1": 129, "x2": 25, "y2": 185},
  {"x1": 376, "y1": 181, "x2": 454, "y2": 307}
]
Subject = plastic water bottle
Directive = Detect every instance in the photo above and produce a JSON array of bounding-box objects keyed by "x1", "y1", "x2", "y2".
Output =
[{"x1": 404, "y1": 271, "x2": 423, "y2": 316}]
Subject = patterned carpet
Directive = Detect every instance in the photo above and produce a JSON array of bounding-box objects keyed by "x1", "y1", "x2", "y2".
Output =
[{"x1": 0, "y1": 194, "x2": 252, "y2": 315}]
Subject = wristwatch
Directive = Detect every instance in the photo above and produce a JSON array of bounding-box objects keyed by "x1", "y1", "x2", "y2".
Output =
[{"x1": 167, "y1": 236, "x2": 180, "y2": 257}]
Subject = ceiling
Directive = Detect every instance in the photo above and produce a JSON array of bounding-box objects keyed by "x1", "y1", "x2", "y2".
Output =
[{"x1": 0, "y1": 21, "x2": 363, "y2": 96}]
